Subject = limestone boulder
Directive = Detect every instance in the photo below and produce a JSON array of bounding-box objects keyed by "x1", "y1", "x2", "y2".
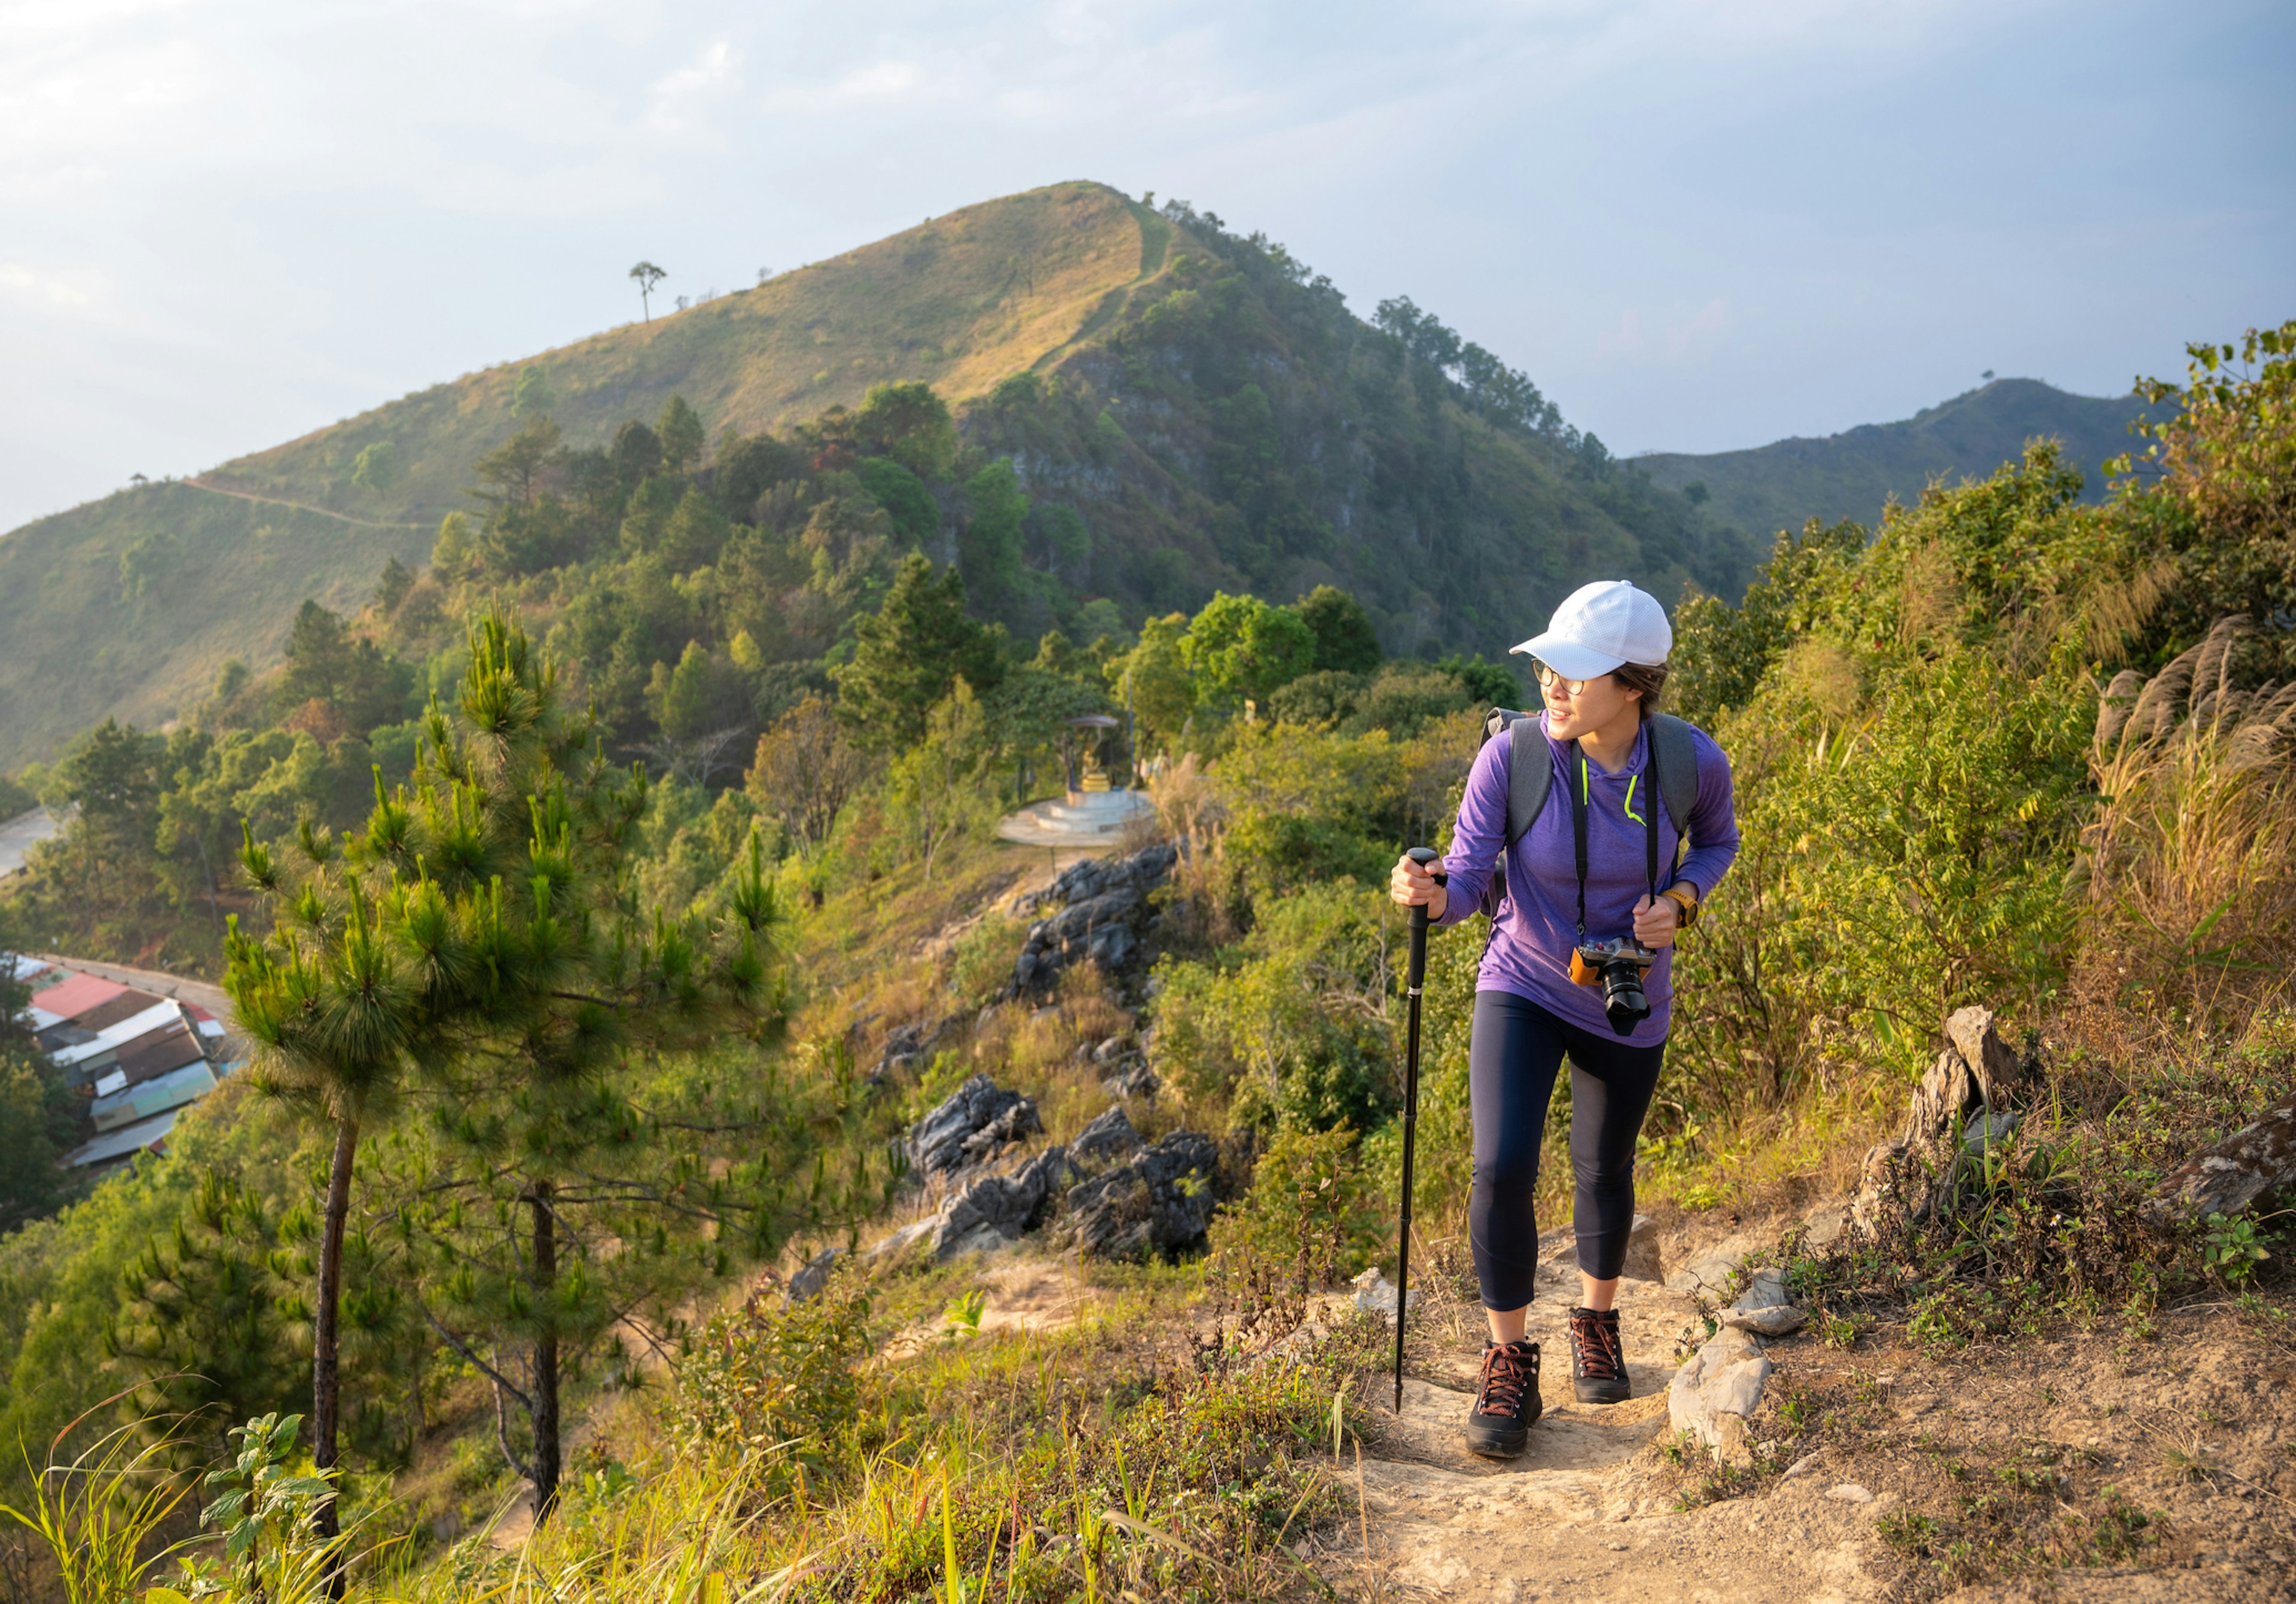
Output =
[
  {"x1": 1065, "y1": 1130, "x2": 1220, "y2": 1260},
  {"x1": 1668, "y1": 1328, "x2": 1773, "y2": 1453},
  {"x1": 908, "y1": 1074, "x2": 1041, "y2": 1178}
]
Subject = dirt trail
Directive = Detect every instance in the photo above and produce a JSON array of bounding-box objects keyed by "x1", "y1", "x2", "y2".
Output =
[
  {"x1": 1342, "y1": 1257, "x2": 1883, "y2": 1603},
  {"x1": 182, "y1": 477, "x2": 426, "y2": 530},
  {"x1": 1341, "y1": 1224, "x2": 2296, "y2": 1603}
]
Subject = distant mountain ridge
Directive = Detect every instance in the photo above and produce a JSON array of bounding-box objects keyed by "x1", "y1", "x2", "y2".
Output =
[
  {"x1": 1635, "y1": 377, "x2": 2149, "y2": 540},
  {"x1": 0, "y1": 182, "x2": 1747, "y2": 770}
]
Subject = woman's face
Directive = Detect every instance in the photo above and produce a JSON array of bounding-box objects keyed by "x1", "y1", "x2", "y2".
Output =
[{"x1": 1540, "y1": 667, "x2": 1640, "y2": 741}]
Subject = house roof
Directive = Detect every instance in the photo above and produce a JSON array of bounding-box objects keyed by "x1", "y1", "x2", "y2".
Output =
[
  {"x1": 62, "y1": 1108, "x2": 181, "y2": 1169},
  {"x1": 71, "y1": 989, "x2": 166, "y2": 1033},
  {"x1": 50, "y1": 1001, "x2": 188, "y2": 1068},
  {"x1": 111, "y1": 1022, "x2": 207, "y2": 1088},
  {"x1": 28, "y1": 972, "x2": 126, "y2": 1021},
  {"x1": 91, "y1": 1061, "x2": 217, "y2": 1132}
]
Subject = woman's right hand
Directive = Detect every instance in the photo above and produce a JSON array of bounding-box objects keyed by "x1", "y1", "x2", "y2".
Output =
[{"x1": 1389, "y1": 853, "x2": 1449, "y2": 922}]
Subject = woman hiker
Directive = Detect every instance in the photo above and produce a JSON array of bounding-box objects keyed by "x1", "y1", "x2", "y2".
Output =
[{"x1": 1388, "y1": 580, "x2": 1738, "y2": 1459}]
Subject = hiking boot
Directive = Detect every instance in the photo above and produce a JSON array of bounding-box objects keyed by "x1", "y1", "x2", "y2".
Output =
[
  {"x1": 1569, "y1": 1306, "x2": 1631, "y2": 1404},
  {"x1": 1464, "y1": 1338, "x2": 1541, "y2": 1457}
]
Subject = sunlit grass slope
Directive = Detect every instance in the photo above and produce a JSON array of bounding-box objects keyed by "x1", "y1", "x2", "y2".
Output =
[
  {"x1": 207, "y1": 181, "x2": 1162, "y2": 523},
  {"x1": 0, "y1": 182, "x2": 1157, "y2": 769},
  {"x1": 0, "y1": 487, "x2": 432, "y2": 767}
]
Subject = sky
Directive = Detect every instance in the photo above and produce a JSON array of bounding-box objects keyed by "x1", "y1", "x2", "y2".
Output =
[{"x1": 2, "y1": 0, "x2": 2290, "y2": 535}]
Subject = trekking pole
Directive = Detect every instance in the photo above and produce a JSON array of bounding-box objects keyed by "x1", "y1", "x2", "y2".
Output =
[{"x1": 1394, "y1": 846, "x2": 1446, "y2": 1413}]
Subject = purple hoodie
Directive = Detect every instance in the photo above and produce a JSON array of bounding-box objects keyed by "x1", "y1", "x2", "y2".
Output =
[{"x1": 1437, "y1": 712, "x2": 1739, "y2": 1045}]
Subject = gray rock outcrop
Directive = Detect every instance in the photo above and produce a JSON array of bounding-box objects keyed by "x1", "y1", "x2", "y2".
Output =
[
  {"x1": 2150, "y1": 1094, "x2": 2296, "y2": 1222},
  {"x1": 1351, "y1": 1266, "x2": 1423, "y2": 1325},
  {"x1": 869, "y1": 1010, "x2": 970, "y2": 1086},
  {"x1": 1010, "y1": 843, "x2": 1178, "y2": 993},
  {"x1": 908, "y1": 1074, "x2": 1041, "y2": 1178},
  {"x1": 1668, "y1": 1327, "x2": 1773, "y2": 1463},
  {"x1": 1718, "y1": 1267, "x2": 1807, "y2": 1336},
  {"x1": 1853, "y1": 1004, "x2": 2028, "y2": 1232},
  {"x1": 929, "y1": 1143, "x2": 1079, "y2": 1257},
  {"x1": 781, "y1": 1247, "x2": 838, "y2": 1309},
  {"x1": 1068, "y1": 1103, "x2": 1144, "y2": 1166},
  {"x1": 1064, "y1": 1129, "x2": 1220, "y2": 1260}
]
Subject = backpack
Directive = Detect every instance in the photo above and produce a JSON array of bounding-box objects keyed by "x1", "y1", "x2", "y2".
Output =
[{"x1": 1473, "y1": 709, "x2": 1700, "y2": 918}]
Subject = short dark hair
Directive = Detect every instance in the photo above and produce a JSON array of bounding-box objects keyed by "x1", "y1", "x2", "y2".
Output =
[{"x1": 1613, "y1": 661, "x2": 1668, "y2": 719}]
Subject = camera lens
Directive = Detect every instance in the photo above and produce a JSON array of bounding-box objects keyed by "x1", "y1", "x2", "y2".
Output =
[{"x1": 1601, "y1": 961, "x2": 1649, "y2": 1034}]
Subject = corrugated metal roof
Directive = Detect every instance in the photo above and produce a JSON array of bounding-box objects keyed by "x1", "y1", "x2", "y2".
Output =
[
  {"x1": 71, "y1": 989, "x2": 166, "y2": 1033},
  {"x1": 111, "y1": 1021, "x2": 206, "y2": 1088},
  {"x1": 50, "y1": 1001, "x2": 187, "y2": 1068},
  {"x1": 91, "y1": 1062, "x2": 216, "y2": 1132},
  {"x1": 28, "y1": 972, "x2": 126, "y2": 1021},
  {"x1": 62, "y1": 1108, "x2": 180, "y2": 1168}
]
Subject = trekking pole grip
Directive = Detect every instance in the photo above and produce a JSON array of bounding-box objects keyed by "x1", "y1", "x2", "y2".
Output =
[{"x1": 1404, "y1": 847, "x2": 1446, "y2": 985}]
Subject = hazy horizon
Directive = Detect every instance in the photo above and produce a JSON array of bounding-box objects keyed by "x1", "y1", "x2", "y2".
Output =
[{"x1": 3, "y1": 0, "x2": 2289, "y2": 535}]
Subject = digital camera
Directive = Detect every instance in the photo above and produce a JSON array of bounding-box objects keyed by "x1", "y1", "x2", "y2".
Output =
[{"x1": 1570, "y1": 937, "x2": 1657, "y2": 1035}]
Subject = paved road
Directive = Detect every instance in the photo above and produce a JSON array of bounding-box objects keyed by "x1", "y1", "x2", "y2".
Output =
[{"x1": 0, "y1": 807, "x2": 62, "y2": 877}]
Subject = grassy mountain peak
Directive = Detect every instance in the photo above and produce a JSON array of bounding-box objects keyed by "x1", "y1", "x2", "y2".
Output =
[
  {"x1": 0, "y1": 181, "x2": 1745, "y2": 770},
  {"x1": 0, "y1": 183, "x2": 1169, "y2": 769}
]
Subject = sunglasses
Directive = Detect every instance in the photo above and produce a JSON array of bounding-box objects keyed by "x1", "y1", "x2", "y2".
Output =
[{"x1": 1530, "y1": 660, "x2": 1600, "y2": 696}]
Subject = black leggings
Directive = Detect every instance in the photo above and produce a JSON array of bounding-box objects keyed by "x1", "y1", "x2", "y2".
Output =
[{"x1": 1467, "y1": 991, "x2": 1665, "y2": 1311}]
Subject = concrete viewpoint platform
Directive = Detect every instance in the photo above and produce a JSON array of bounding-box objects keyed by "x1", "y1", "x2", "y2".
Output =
[{"x1": 996, "y1": 789, "x2": 1156, "y2": 847}]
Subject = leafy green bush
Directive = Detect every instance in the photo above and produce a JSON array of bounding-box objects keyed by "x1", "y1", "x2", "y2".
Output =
[
  {"x1": 668, "y1": 1279, "x2": 874, "y2": 1493},
  {"x1": 948, "y1": 913, "x2": 1027, "y2": 1005},
  {"x1": 1150, "y1": 882, "x2": 1396, "y2": 1133},
  {"x1": 1204, "y1": 1124, "x2": 1386, "y2": 1291}
]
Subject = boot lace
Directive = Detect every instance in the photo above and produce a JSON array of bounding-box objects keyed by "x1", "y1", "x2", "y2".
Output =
[
  {"x1": 1476, "y1": 1341, "x2": 1536, "y2": 1419},
  {"x1": 1571, "y1": 1312, "x2": 1623, "y2": 1382}
]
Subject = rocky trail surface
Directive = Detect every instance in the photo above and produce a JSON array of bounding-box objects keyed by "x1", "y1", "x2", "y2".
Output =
[
  {"x1": 1324, "y1": 1211, "x2": 2296, "y2": 1604},
  {"x1": 1331, "y1": 1252, "x2": 1879, "y2": 1603}
]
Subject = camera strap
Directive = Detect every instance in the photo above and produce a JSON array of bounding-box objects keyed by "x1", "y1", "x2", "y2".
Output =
[{"x1": 1567, "y1": 740, "x2": 1662, "y2": 944}]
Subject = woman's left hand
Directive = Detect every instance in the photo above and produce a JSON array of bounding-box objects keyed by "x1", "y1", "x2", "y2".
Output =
[{"x1": 1631, "y1": 894, "x2": 1681, "y2": 950}]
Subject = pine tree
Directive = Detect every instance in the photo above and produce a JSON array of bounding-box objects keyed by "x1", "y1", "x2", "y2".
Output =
[
  {"x1": 225, "y1": 609, "x2": 781, "y2": 1566},
  {"x1": 657, "y1": 395, "x2": 705, "y2": 474},
  {"x1": 832, "y1": 554, "x2": 1004, "y2": 749}
]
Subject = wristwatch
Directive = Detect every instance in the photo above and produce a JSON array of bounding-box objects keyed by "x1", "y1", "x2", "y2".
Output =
[{"x1": 1660, "y1": 881, "x2": 1700, "y2": 930}]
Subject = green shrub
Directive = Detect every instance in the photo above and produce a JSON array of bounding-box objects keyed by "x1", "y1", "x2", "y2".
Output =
[
  {"x1": 668, "y1": 1277, "x2": 874, "y2": 1492},
  {"x1": 948, "y1": 913, "x2": 1027, "y2": 1004},
  {"x1": 1149, "y1": 882, "x2": 1396, "y2": 1134},
  {"x1": 1205, "y1": 1124, "x2": 1386, "y2": 1291}
]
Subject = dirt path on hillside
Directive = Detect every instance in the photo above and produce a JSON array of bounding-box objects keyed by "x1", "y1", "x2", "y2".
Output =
[
  {"x1": 1337, "y1": 1221, "x2": 2296, "y2": 1603},
  {"x1": 1328, "y1": 1257, "x2": 1883, "y2": 1603},
  {"x1": 182, "y1": 477, "x2": 426, "y2": 530}
]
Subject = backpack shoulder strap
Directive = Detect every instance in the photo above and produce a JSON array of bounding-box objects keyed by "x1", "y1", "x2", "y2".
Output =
[
  {"x1": 1645, "y1": 713, "x2": 1700, "y2": 840},
  {"x1": 1501, "y1": 710, "x2": 1552, "y2": 847}
]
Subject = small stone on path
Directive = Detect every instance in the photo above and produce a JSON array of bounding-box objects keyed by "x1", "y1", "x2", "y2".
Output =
[{"x1": 1825, "y1": 1483, "x2": 1874, "y2": 1504}]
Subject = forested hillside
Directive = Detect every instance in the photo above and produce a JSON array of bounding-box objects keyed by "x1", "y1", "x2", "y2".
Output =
[
  {"x1": 1637, "y1": 376, "x2": 2148, "y2": 547},
  {"x1": 0, "y1": 321, "x2": 2290, "y2": 1602},
  {"x1": 0, "y1": 183, "x2": 1747, "y2": 770}
]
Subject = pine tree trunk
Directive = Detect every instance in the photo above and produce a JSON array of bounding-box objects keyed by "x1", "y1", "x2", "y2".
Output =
[
  {"x1": 529, "y1": 1179, "x2": 561, "y2": 1523},
  {"x1": 312, "y1": 1105, "x2": 361, "y2": 1600}
]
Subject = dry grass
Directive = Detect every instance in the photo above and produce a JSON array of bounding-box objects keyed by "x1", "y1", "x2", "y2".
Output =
[{"x1": 2081, "y1": 616, "x2": 2296, "y2": 1027}]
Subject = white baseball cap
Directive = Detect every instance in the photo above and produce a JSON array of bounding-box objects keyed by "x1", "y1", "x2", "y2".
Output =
[{"x1": 1510, "y1": 581, "x2": 1672, "y2": 680}]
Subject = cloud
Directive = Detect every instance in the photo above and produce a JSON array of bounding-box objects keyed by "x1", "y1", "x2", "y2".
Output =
[
  {"x1": 645, "y1": 36, "x2": 742, "y2": 136},
  {"x1": 0, "y1": 261, "x2": 107, "y2": 313},
  {"x1": 1595, "y1": 298, "x2": 1730, "y2": 364}
]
